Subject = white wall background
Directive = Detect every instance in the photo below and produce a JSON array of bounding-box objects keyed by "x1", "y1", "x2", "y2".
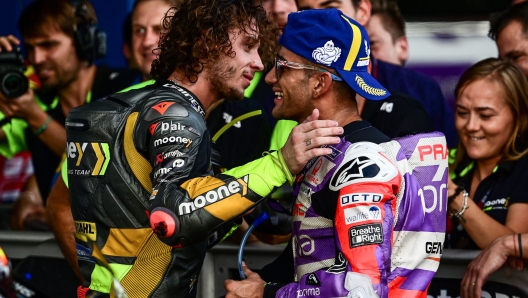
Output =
[{"x1": 406, "y1": 21, "x2": 498, "y2": 66}]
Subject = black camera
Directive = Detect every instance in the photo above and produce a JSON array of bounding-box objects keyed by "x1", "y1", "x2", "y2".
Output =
[{"x1": 0, "y1": 47, "x2": 29, "y2": 99}]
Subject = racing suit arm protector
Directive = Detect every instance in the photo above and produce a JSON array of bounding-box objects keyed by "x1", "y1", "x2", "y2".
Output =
[{"x1": 150, "y1": 149, "x2": 294, "y2": 247}]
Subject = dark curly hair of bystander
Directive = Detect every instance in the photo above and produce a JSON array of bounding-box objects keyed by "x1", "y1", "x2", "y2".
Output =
[{"x1": 151, "y1": 0, "x2": 278, "y2": 83}]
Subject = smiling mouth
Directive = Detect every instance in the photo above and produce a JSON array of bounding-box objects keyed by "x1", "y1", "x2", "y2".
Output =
[{"x1": 469, "y1": 136, "x2": 485, "y2": 141}]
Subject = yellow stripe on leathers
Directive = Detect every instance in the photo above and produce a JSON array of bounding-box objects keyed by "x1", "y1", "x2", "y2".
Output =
[
  {"x1": 180, "y1": 176, "x2": 254, "y2": 221},
  {"x1": 341, "y1": 15, "x2": 362, "y2": 71},
  {"x1": 101, "y1": 228, "x2": 153, "y2": 257},
  {"x1": 119, "y1": 232, "x2": 172, "y2": 298},
  {"x1": 124, "y1": 112, "x2": 152, "y2": 192}
]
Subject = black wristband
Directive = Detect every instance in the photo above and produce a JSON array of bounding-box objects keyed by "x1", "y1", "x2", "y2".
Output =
[
  {"x1": 448, "y1": 185, "x2": 464, "y2": 204},
  {"x1": 519, "y1": 233, "x2": 523, "y2": 259}
]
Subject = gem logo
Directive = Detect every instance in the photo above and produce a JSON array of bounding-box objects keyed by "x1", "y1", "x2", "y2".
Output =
[
  {"x1": 153, "y1": 136, "x2": 192, "y2": 148},
  {"x1": 425, "y1": 242, "x2": 443, "y2": 254},
  {"x1": 340, "y1": 193, "x2": 382, "y2": 207},
  {"x1": 160, "y1": 121, "x2": 186, "y2": 134},
  {"x1": 343, "y1": 205, "x2": 381, "y2": 225},
  {"x1": 178, "y1": 176, "x2": 248, "y2": 215},
  {"x1": 349, "y1": 223, "x2": 383, "y2": 248}
]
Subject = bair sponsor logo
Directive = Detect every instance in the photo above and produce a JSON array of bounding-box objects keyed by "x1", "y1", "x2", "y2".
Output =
[
  {"x1": 343, "y1": 205, "x2": 381, "y2": 225},
  {"x1": 160, "y1": 121, "x2": 186, "y2": 134},
  {"x1": 153, "y1": 135, "x2": 192, "y2": 148},
  {"x1": 349, "y1": 223, "x2": 383, "y2": 248},
  {"x1": 179, "y1": 176, "x2": 249, "y2": 215}
]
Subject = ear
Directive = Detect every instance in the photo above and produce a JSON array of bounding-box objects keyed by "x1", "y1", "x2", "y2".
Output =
[
  {"x1": 354, "y1": 0, "x2": 372, "y2": 26},
  {"x1": 395, "y1": 36, "x2": 409, "y2": 66},
  {"x1": 312, "y1": 72, "x2": 334, "y2": 99}
]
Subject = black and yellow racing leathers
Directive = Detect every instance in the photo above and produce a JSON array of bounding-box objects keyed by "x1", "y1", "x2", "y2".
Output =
[{"x1": 66, "y1": 81, "x2": 292, "y2": 297}]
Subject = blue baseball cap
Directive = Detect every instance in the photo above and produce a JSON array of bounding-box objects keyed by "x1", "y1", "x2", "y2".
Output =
[{"x1": 279, "y1": 8, "x2": 390, "y2": 100}]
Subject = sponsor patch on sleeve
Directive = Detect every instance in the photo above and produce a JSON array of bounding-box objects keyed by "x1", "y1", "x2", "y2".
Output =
[
  {"x1": 348, "y1": 223, "x2": 383, "y2": 248},
  {"x1": 343, "y1": 205, "x2": 381, "y2": 225},
  {"x1": 340, "y1": 193, "x2": 382, "y2": 207}
]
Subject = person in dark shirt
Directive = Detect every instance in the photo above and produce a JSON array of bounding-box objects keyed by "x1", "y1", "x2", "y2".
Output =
[{"x1": 446, "y1": 58, "x2": 528, "y2": 250}]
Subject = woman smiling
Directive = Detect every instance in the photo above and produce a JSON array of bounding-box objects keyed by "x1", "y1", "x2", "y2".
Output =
[{"x1": 447, "y1": 58, "x2": 528, "y2": 250}]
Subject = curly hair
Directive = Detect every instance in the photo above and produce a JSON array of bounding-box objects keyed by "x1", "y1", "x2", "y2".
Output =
[{"x1": 151, "y1": 0, "x2": 278, "y2": 82}]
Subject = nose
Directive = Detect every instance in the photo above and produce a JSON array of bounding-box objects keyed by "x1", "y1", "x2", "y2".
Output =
[
  {"x1": 250, "y1": 55, "x2": 265, "y2": 72},
  {"x1": 272, "y1": 0, "x2": 284, "y2": 15},
  {"x1": 142, "y1": 28, "x2": 158, "y2": 48},
  {"x1": 265, "y1": 66, "x2": 277, "y2": 85},
  {"x1": 29, "y1": 48, "x2": 45, "y2": 65},
  {"x1": 466, "y1": 113, "x2": 480, "y2": 132}
]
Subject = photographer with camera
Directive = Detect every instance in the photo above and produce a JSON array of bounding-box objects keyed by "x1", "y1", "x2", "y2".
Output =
[{"x1": 0, "y1": 0, "x2": 140, "y2": 230}]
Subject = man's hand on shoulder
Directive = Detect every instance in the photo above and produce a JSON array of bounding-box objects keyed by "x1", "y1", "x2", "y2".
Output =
[{"x1": 281, "y1": 109, "x2": 343, "y2": 175}]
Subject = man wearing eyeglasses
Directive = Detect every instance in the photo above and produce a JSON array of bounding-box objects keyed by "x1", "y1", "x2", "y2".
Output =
[{"x1": 224, "y1": 8, "x2": 446, "y2": 298}]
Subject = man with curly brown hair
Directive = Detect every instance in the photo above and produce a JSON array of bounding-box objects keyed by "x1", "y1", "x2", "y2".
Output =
[{"x1": 65, "y1": 0, "x2": 343, "y2": 297}]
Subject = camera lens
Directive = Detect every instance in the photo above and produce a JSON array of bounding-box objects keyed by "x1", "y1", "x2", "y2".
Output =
[{"x1": 1, "y1": 71, "x2": 28, "y2": 98}]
